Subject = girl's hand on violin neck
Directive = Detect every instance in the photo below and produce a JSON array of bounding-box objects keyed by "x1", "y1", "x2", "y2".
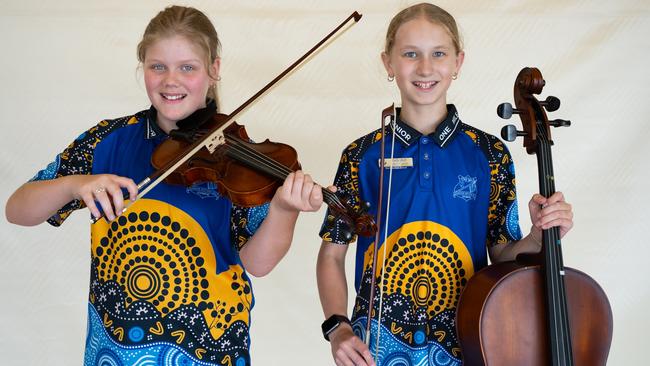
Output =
[
  {"x1": 528, "y1": 191, "x2": 574, "y2": 239},
  {"x1": 70, "y1": 174, "x2": 138, "y2": 221},
  {"x1": 271, "y1": 171, "x2": 324, "y2": 213}
]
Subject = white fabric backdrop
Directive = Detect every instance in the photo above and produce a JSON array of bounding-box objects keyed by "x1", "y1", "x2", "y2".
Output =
[{"x1": 1, "y1": 0, "x2": 648, "y2": 364}]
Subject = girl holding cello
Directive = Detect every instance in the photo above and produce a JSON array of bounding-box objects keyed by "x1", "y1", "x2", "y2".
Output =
[
  {"x1": 316, "y1": 3, "x2": 574, "y2": 366},
  {"x1": 6, "y1": 5, "x2": 324, "y2": 365}
]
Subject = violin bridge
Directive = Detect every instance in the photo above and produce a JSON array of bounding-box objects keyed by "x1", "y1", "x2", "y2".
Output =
[{"x1": 205, "y1": 130, "x2": 226, "y2": 153}]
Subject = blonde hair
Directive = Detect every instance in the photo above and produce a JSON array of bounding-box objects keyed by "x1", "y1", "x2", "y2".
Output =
[
  {"x1": 385, "y1": 3, "x2": 463, "y2": 55},
  {"x1": 137, "y1": 6, "x2": 221, "y2": 105}
]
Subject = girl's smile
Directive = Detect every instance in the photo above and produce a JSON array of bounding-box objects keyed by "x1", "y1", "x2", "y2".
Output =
[{"x1": 143, "y1": 35, "x2": 219, "y2": 133}]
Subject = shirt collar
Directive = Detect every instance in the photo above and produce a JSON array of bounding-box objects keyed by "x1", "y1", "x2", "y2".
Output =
[
  {"x1": 144, "y1": 99, "x2": 217, "y2": 140},
  {"x1": 145, "y1": 105, "x2": 166, "y2": 140},
  {"x1": 390, "y1": 104, "x2": 462, "y2": 148}
]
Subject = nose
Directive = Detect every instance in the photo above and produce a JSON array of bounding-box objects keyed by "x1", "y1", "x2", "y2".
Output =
[
  {"x1": 417, "y1": 56, "x2": 434, "y2": 76},
  {"x1": 163, "y1": 70, "x2": 180, "y2": 87}
]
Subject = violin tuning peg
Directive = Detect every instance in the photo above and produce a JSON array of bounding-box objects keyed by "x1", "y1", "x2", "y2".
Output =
[
  {"x1": 540, "y1": 96, "x2": 561, "y2": 112},
  {"x1": 549, "y1": 119, "x2": 571, "y2": 127},
  {"x1": 497, "y1": 103, "x2": 521, "y2": 119},
  {"x1": 501, "y1": 124, "x2": 526, "y2": 142}
]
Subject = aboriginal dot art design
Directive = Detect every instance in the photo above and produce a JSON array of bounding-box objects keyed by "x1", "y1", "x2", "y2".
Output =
[
  {"x1": 352, "y1": 221, "x2": 472, "y2": 365},
  {"x1": 29, "y1": 110, "x2": 261, "y2": 366},
  {"x1": 86, "y1": 199, "x2": 252, "y2": 365}
]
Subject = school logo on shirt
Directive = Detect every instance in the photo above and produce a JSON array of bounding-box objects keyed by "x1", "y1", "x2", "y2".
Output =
[
  {"x1": 187, "y1": 181, "x2": 221, "y2": 200},
  {"x1": 453, "y1": 175, "x2": 477, "y2": 201}
]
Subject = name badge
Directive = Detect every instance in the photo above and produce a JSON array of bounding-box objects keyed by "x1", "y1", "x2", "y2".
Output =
[{"x1": 379, "y1": 157, "x2": 413, "y2": 169}]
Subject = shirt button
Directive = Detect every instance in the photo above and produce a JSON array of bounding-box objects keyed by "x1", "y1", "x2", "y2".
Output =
[
  {"x1": 422, "y1": 137, "x2": 429, "y2": 144},
  {"x1": 423, "y1": 153, "x2": 430, "y2": 160},
  {"x1": 423, "y1": 171, "x2": 430, "y2": 179}
]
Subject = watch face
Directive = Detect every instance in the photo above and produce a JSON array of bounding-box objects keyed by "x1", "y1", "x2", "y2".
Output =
[
  {"x1": 322, "y1": 315, "x2": 349, "y2": 341},
  {"x1": 322, "y1": 317, "x2": 339, "y2": 333}
]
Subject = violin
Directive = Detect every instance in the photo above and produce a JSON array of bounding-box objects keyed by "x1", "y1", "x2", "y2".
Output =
[
  {"x1": 94, "y1": 11, "x2": 376, "y2": 238},
  {"x1": 456, "y1": 67, "x2": 613, "y2": 365},
  {"x1": 151, "y1": 112, "x2": 377, "y2": 238}
]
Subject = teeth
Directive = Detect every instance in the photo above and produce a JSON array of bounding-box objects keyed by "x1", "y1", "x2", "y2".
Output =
[
  {"x1": 414, "y1": 81, "x2": 436, "y2": 88},
  {"x1": 163, "y1": 94, "x2": 185, "y2": 100}
]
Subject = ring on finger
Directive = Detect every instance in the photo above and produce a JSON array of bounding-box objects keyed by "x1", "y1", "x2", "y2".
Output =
[{"x1": 95, "y1": 187, "x2": 106, "y2": 194}]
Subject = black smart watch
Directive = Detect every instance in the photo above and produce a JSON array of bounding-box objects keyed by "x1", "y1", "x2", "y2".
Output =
[{"x1": 321, "y1": 314, "x2": 351, "y2": 341}]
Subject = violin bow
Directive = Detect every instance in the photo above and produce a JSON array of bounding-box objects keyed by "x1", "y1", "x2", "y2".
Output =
[
  {"x1": 365, "y1": 104, "x2": 397, "y2": 356},
  {"x1": 93, "y1": 11, "x2": 362, "y2": 223}
]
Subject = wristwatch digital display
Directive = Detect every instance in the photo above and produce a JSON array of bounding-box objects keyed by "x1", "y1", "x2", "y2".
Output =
[{"x1": 321, "y1": 314, "x2": 351, "y2": 341}]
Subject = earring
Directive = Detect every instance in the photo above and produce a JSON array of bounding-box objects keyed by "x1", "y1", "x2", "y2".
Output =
[
  {"x1": 217, "y1": 75, "x2": 222, "y2": 81},
  {"x1": 452, "y1": 73, "x2": 458, "y2": 80},
  {"x1": 387, "y1": 74, "x2": 394, "y2": 82}
]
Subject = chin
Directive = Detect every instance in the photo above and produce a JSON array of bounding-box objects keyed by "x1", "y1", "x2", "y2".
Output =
[{"x1": 157, "y1": 106, "x2": 190, "y2": 119}]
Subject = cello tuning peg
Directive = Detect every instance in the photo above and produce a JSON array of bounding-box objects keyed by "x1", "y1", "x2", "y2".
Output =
[
  {"x1": 540, "y1": 96, "x2": 561, "y2": 112},
  {"x1": 549, "y1": 119, "x2": 571, "y2": 127},
  {"x1": 501, "y1": 124, "x2": 526, "y2": 142},
  {"x1": 497, "y1": 103, "x2": 522, "y2": 119}
]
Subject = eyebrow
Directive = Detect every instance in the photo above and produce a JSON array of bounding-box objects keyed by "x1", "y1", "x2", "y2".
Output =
[
  {"x1": 400, "y1": 44, "x2": 451, "y2": 50},
  {"x1": 145, "y1": 58, "x2": 202, "y2": 64}
]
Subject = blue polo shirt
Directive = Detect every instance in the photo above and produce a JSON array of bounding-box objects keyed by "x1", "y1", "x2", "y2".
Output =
[
  {"x1": 31, "y1": 107, "x2": 268, "y2": 366},
  {"x1": 320, "y1": 105, "x2": 522, "y2": 365}
]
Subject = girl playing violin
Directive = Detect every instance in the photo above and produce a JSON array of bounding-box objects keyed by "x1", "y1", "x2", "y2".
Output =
[
  {"x1": 316, "y1": 3, "x2": 574, "y2": 366},
  {"x1": 6, "y1": 5, "x2": 323, "y2": 365}
]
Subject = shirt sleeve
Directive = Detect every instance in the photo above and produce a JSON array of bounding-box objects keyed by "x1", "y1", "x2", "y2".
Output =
[
  {"x1": 486, "y1": 143, "x2": 523, "y2": 247},
  {"x1": 318, "y1": 146, "x2": 361, "y2": 245},
  {"x1": 230, "y1": 202, "x2": 270, "y2": 251},
  {"x1": 30, "y1": 123, "x2": 107, "y2": 226}
]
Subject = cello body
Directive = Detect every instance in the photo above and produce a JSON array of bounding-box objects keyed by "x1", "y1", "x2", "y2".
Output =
[
  {"x1": 457, "y1": 261, "x2": 612, "y2": 365},
  {"x1": 456, "y1": 68, "x2": 613, "y2": 365}
]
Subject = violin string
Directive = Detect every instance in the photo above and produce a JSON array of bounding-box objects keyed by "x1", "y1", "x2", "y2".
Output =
[
  {"x1": 225, "y1": 136, "x2": 292, "y2": 177},
  {"x1": 224, "y1": 137, "x2": 357, "y2": 228},
  {"x1": 192, "y1": 131, "x2": 354, "y2": 229},
  {"x1": 222, "y1": 135, "x2": 349, "y2": 213}
]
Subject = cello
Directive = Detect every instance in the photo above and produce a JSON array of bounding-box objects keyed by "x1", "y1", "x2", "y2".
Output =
[{"x1": 456, "y1": 67, "x2": 613, "y2": 365}]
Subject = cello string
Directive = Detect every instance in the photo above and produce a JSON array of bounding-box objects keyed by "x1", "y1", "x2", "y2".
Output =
[
  {"x1": 537, "y1": 122, "x2": 562, "y2": 362},
  {"x1": 545, "y1": 131, "x2": 570, "y2": 363},
  {"x1": 535, "y1": 122, "x2": 558, "y2": 362},
  {"x1": 537, "y1": 121, "x2": 572, "y2": 364}
]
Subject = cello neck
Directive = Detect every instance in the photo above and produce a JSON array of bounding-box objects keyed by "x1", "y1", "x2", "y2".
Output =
[{"x1": 536, "y1": 128, "x2": 574, "y2": 366}]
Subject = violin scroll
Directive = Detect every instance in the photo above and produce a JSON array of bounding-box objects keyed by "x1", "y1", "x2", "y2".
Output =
[{"x1": 324, "y1": 192, "x2": 377, "y2": 239}]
